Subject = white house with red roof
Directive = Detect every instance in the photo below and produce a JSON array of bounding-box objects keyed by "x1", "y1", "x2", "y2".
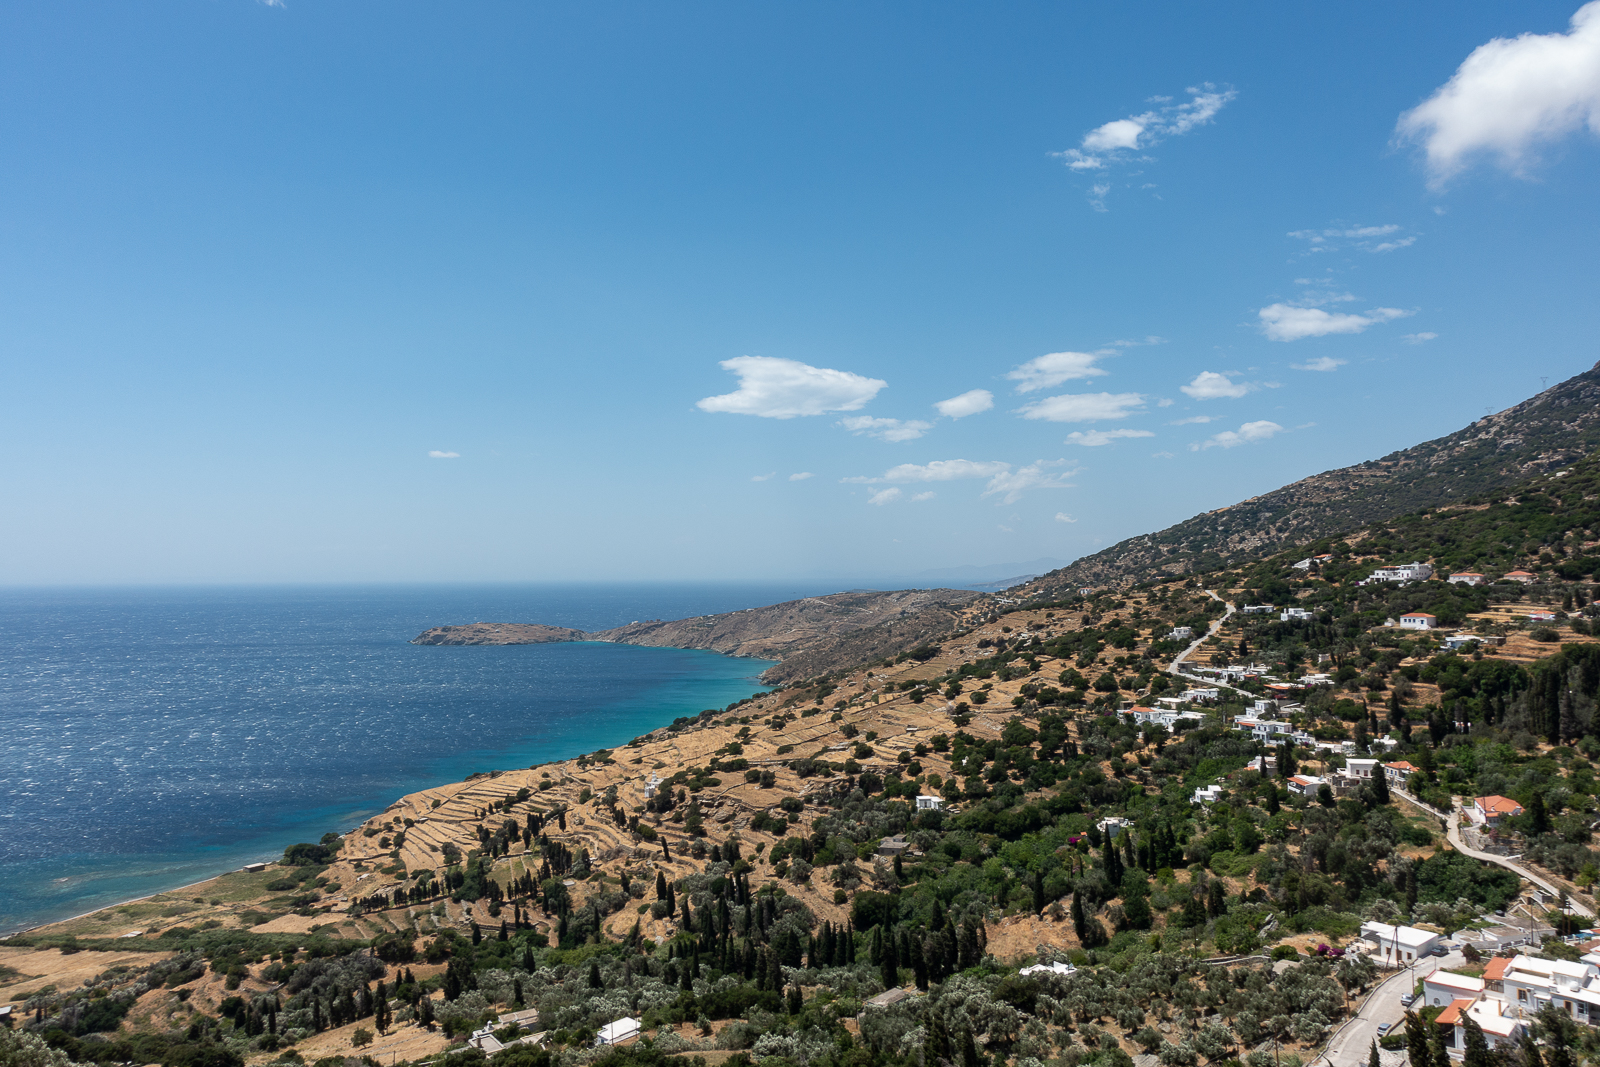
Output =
[
  {"x1": 1435, "y1": 997, "x2": 1523, "y2": 1057},
  {"x1": 1503, "y1": 570, "x2": 1537, "y2": 584},
  {"x1": 1384, "y1": 760, "x2": 1418, "y2": 787},
  {"x1": 1286, "y1": 774, "x2": 1325, "y2": 798},
  {"x1": 1448, "y1": 572, "x2": 1486, "y2": 586},
  {"x1": 1472, "y1": 795, "x2": 1524, "y2": 827},
  {"x1": 1400, "y1": 612, "x2": 1438, "y2": 630}
]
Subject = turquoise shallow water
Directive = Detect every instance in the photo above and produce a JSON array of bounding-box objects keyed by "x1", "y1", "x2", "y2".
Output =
[{"x1": 0, "y1": 583, "x2": 864, "y2": 933}]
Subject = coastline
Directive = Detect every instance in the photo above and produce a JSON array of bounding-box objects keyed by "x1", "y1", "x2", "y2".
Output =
[{"x1": 2, "y1": 639, "x2": 777, "y2": 937}]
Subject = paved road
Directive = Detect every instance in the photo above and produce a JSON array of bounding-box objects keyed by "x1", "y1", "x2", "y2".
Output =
[
  {"x1": 1444, "y1": 805, "x2": 1596, "y2": 919},
  {"x1": 1320, "y1": 952, "x2": 1452, "y2": 1067},
  {"x1": 1165, "y1": 591, "x2": 1247, "y2": 694}
]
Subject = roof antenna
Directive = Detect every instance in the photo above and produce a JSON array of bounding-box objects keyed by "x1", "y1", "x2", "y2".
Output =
[{"x1": 1541, "y1": 377, "x2": 1549, "y2": 388}]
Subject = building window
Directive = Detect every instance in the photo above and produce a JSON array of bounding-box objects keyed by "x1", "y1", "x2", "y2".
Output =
[{"x1": 1518, "y1": 990, "x2": 1527, "y2": 1002}]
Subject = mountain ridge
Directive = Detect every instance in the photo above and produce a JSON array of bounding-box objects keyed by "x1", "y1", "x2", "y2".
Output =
[{"x1": 1017, "y1": 360, "x2": 1600, "y2": 599}]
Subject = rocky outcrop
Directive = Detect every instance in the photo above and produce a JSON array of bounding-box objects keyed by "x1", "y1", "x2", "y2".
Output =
[{"x1": 411, "y1": 588, "x2": 987, "y2": 682}]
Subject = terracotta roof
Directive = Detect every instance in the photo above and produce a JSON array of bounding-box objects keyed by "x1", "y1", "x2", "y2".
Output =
[
  {"x1": 1476, "y1": 795, "x2": 1523, "y2": 815},
  {"x1": 1435, "y1": 998, "x2": 1476, "y2": 1026},
  {"x1": 1505, "y1": 570, "x2": 1536, "y2": 577},
  {"x1": 1402, "y1": 613, "x2": 1437, "y2": 619},
  {"x1": 1451, "y1": 572, "x2": 1485, "y2": 577},
  {"x1": 1386, "y1": 761, "x2": 1417, "y2": 772},
  {"x1": 1483, "y1": 957, "x2": 1512, "y2": 981}
]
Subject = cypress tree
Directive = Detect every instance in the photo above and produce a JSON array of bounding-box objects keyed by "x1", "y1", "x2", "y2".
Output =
[
  {"x1": 1403, "y1": 1011, "x2": 1429, "y2": 1067},
  {"x1": 656, "y1": 871, "x2": 668, "y2": 900}
]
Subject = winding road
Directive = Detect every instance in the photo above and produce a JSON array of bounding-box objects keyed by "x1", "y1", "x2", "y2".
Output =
[{"x1": 1165, "y1": 590, "x2": 1249, "y2": 695}]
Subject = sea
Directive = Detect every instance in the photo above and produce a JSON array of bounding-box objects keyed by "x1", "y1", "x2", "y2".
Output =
[{"x1": 0, "y1": 582, "x2": 880, "y2": 935}]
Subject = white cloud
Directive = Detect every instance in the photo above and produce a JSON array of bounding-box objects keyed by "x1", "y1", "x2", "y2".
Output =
[
  {"x1": 1403, "y1": 332, "x2": 1439, "y2": 345},
  {"x1": 981, "y1": 459, "x2": 1078, "y2": 504},
  {"x1": 1396, "y1": 2, "x2": 1600, "y2": 186},
  {"x1": 1292, "y1": 356, "x2": 1347, "y2": 372},
  {"x1": 1083, "y1": 118, "x2": 1146, "y2": 151},
  {"x1": 788, "y1": 472, "x2": 814, "y2": 481},
  {"x1": 1055, "y1": 512, "x2": 1078, "y2": 524},
  {"x1": 1109, "y1": 335, "x2": 1166, "y2": 348},
  {"x1": 1053, "y1": 85, "x2": 1237, "y2": 207},
  {"x1": 697, "y1": 356, "x2": 886, "y2": 418},
  {"x1": 1288, "y1": 223, "x2": 1417, "y2": 255},
  {"x1": 259, "y1": 0, "x2": 285, "y2": 6},
  {"x1": 1193, "y1": 420, "x2": 1285, "y2": 450},
  {"x1": 1169, "y1": 415, "x2": 1215, "y2": 425},
  {"x1": 1064, "y1": 428, "x2": 1156, "y2": 446},
  {"x1": 751, "y1": 472, "x2": 776, "y2": 481},
  {"x1": 933, "y1": 389, "x2": 995, "y2": 418},
  {"x1": 1180, "y1": 371, "x2": 1252, "y2": 399},
  {"x1": 1016, "y1": 392, "x2": 1146, "y2": 422},
  {"x1": 844, "y1": 459, "x2": 1011, "y2": 484},
  {"x1": 1006, "y1": 351, "x2": 1109, "y2": 392},
  {"x1": 1258, "y1": 304, "x2": 1411, "y2": 341},
  {"x1": 910, "y1": 492, "x2": 936, "y2": 502},
  {"x1": 868, "y1": 488, "x2": 902, "y2": 506},
  {"x1": 1156, "y1": 397, "x2": 1175, "y2": 407},
  {"x1": 839, "y1": 415, "x2": 933, "y2": 442},
  {"x1": 428, "y1": 450, "x2": 460, "y2": 459}
]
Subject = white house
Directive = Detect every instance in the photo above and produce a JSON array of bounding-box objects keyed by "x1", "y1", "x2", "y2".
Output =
[
  {"x1": 1343, "y1": 757, "x2": 1380, "y2": 781},
  {"x1": 1503, "y1": 570, "x2": 1537, "y2": 584},
  {"x1": 1368, "y1": 562, "x2": 1434, "y2": 583},
  {"x1": 1488, "y1": 955, "x2": 1600, "y2": 1023},
  {"x1": 1435, "y1": 997, "x2": 1523, "y2": 1058},
  {"x1": 1472, "y1": 795, "x2": 1524, "y2": 827},
  {"x1": 1281, "y1": 607, "x2": 1314, "y2": 622},
  {"x1": 1248, "y1": 753, "x2": 1278, "y2": 775},
  {"x1": 643, "y1": 773, "x2": 662, "y2": 799},
  {"x1": 915, "y1": 794, "x2": 944, "y2": 811},
  {"x1": 1528, "y1": 611, "x2": 1558, "y2": 622},
  {"x1": 1096, "y1": 816, "x2": 1133, "y2": 839},
  {"x1": 1242, "y1": 604, "x2": 1276, "y2": 614},
  {"x1": 1233, "y1": 716, "x2": 1295, "y2": 743},
  {"x1": 1287, "y1": 774, "x2": 1325, "y2": 798},
  {"x1": 1362, "y1": 921, "x2": 1442, "y2": 964},
  {"x1": 1449, "y1": 572, "x2": 1486, "y2": 586},
  {"x1": 1384, "y1": 760, "x2": 1418, "y2": 786},
  {"x1": 1019, "y1": 961, "x2": 1078, "y2": 978},
  {"x1": 1292, "y1": 554, "x2": 1334, "y2": 571},
  {"x1": 1191, "y1": 784, "x2": 1223, "y2": 804},
  {"x1": 1425, "y1": 970, "x2": 1486, "y2": 1007},
  {"x1": 1181, "y1": 687, "x2": 1220, "y2": 702},
  {"x1": 1168, "y1": 626, "x2": 1193, "y2": 640},
  {"x1": 1129, "y1": 706, "x2": 1207, "y2": 729},
  {"x1": 1400, "y1": 612, "x2": 1439, "y2": 630},
  {"x1": 597, "y1": 1018, "x2": 642, "y2": 1046}
]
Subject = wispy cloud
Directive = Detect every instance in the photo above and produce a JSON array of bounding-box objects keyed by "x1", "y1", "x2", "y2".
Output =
[
  {"x1": 1292, "y1": 356, "x2": 1347, "y2": 372},
  {"x1": 1258, "y1": 304, "x2": 1411, "y2": 341},
  {"x1": 1396, "y1": 2, "x2": 1600, "y2": 186},
  {"x1": 1180, "y1": 371, "x2": 1252, "y2": 399},
  {"x1": 1403, "y1": 332, "x2": 1439, "y2": 345},
  {"x1": 1052, "y1": 84, "x2": 1237, "y2": 209},
  {"x1": 428, "y1": 450, "x2": 461, "y2": 459},
  {"x1": 698, "y1": 356, "x2": 885, "y2": 418},
  {"x1": 1288, "y1": 224, "x2": 1417, "y2": 254},
  {"x1": 751, "y1": 472, "x2": 776, "y2": 481},
  {"x1": 845, "y1": 457, "x2": 1075, "y2": 504},
  {"x1": 933, "y1": 389, "x2": 994, "y2": 418},
  {"x1": 844, "y1": 459, "x2": 1011, "y2": 484},
  {"x1": 980, "y1": 460, "x2": 1077, "y2": 504},
  {"x1": 839, "y1": 415, "x2": 933, "y2": 442},
  {"x1": 1055, "y1": 513, "x2": 1078, "y2": 524},
  {"x1": 1016, "y1": 392, "x2": 1146, "y2": 422},
  {"x1": 1169, "y1": 415, "x2": 1216, "y2": 425},
  {"x1": 1064, "y1": 428, "x2": 1156, "y2": 446},
  {"x1": 1192, "y1": 420, "x2": 1285, "y2": 450},
  {"x1": 788, "y1": 472, "x2": 814, "y2": 481},
  {"x1": 910, "y1": 491, "x2": 936, "y2": 502},
  {"x1": 868, "y1": 488, "x2": 902, "y2": 506},
  {"x1": 1006, "y1": 351, "x2": 1109, "y2": 392}
]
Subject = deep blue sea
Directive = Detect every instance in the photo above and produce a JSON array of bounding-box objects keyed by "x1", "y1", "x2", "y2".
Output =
[{"x1": 0, "y1": 583, "x2": 872, "y2": 934}]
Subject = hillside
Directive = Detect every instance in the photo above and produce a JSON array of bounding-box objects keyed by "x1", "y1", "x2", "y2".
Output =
[
  {"x1": 1019, "y1": 360, "x2": 1600, "y2": 598},
  {"x1": 412, "y1": 588, "x2": 987, "y2": 683}
]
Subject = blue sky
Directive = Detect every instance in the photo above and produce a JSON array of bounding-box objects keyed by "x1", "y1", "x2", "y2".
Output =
[{"x1": 3, "y1": 1, "x2": 1599, "y2": 584}]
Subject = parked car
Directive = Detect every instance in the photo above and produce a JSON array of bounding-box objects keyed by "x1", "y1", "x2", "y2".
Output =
[
  {"x1": 1400, "y1": 993, "x2": 1417, "y2": 1007},
  {"x1": 1377, "y1": 1023, "x2": 1394, "y2": 1036}
]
